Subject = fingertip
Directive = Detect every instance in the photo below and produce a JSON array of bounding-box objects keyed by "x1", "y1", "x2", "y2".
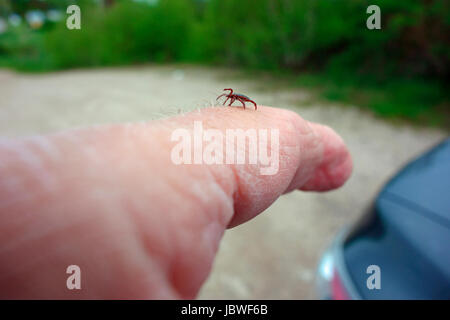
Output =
[{"x1": 299, "y1": 123, "x2": 353, "y2": 191}]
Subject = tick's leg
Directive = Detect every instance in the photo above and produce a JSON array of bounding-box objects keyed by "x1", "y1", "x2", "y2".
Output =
[
  {"x1": 228, "y1": 97, "x2": 236, "y2": 106},
  {"x1": 248, "y1": 99, "x2": 257, "y2": 110},
  {"x1": 237, "y1": 98, "x2": 246, "y2": 109},
  {"x1": 223, "y1": 96, "x2": 231, "y2": 105},
  {"x1": 216, "y1": 93, "x2": 227, "y2": 101}
]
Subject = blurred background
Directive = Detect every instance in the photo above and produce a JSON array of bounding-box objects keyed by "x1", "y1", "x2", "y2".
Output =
[{"x1": 0, "y1": 0, "x2": 448, "y2": 298}]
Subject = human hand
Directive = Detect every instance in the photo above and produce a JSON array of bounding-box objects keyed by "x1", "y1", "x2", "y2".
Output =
[{"x1": 0, "y1": 106, "x2": 352, "y2": 299}]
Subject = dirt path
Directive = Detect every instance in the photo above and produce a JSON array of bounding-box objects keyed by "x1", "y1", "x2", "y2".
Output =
[{"x1": 0, "y1": 65, "x2": 446, "y2": 299}]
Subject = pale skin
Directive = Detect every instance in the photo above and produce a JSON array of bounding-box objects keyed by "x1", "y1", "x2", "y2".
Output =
[{"x1": 0, "y1": 106, "x2": 352, "y2": 299}]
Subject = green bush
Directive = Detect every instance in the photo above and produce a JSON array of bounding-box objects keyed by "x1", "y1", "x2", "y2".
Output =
[
  {"x1": 0, "y1": 25, "x2": 53, "y2": 71},
  {"x1": 204, "y1": 0, "x2": 449, "y2": 79},
  {"x1": 45, "y1": 0, "x2": 195, "y2": 68},
  {"x1": 5, "y1": 0, "x2": 448, "y2": 79}
]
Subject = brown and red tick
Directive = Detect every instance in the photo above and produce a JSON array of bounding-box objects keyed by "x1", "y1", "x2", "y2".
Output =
[{"x1": 216, "y1": 88, "x2": 257, "y2": 110}]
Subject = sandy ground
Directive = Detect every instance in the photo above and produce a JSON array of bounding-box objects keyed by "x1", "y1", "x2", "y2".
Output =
[{"x1": 0, "y1": 65, "x2": 446, "y2": 299}]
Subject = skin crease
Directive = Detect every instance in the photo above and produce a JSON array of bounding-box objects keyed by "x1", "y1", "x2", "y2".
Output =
[{"x1": 0, "y1": 106, "x2": 352, "y2": 299}]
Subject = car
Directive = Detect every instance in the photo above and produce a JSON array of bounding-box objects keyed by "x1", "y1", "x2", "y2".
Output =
[{"x1": 316, "y1": 138, "x2": 450, "y2": 299}]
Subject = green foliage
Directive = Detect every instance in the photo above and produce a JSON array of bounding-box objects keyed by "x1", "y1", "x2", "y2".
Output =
[
  {"x1": 0, "y1": 25, "x2": 53, "y2": 71},
  {"x1": 298, "y1": 72, "x2": 447, "y2": 125},
  {"x1": 44, "y1": 0, "x2": 195, "y2": 68},
  {"x1": 203, "y1": 0, "x2": 448, "y2": 79}
]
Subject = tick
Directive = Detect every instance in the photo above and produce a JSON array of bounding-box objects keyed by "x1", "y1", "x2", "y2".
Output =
[{"x1": 216, "y1": 88, "x2": 257, "y2": 110}]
